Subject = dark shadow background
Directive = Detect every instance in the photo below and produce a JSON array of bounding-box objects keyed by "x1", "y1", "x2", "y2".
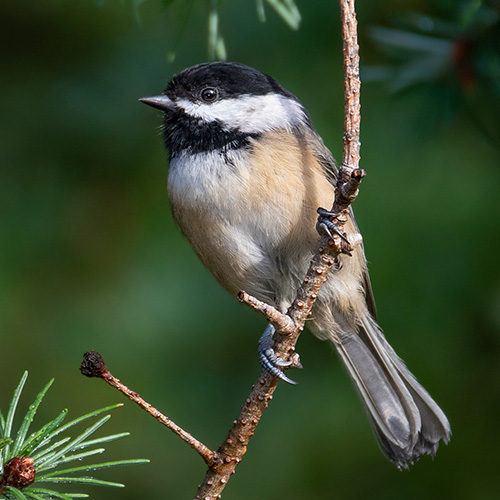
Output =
[{"x1": 1, "y1": 0, "x2": 499, "y2": 499}]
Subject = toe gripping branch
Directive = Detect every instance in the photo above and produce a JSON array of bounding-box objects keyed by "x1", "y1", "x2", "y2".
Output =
[
  {"x1": 258, "y1": 325, "x2": 298, "y2": 385},
  {"x1": 316, "y1": 207, "x2": 354, "y2": 256},
  {"x1": 316, "y1": 208, "x2": 350, "y2": 241},
  {"x1": 316, "y1": 166, "x2": 366, "y2": 257},
  {"x1": 237, "y1": 291, "x2": 301, "y2": 385}
]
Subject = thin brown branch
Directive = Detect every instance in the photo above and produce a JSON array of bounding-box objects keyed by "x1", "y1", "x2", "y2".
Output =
[
  {"x1": 194, "y1": 371, "x2": 278, "y2": 500},
  {"x1": 340, "y1": 0, "x2": 361, "y2": 174},
  {"x1": 80, "y1": 351, "x2": 219, "y2": 468}
]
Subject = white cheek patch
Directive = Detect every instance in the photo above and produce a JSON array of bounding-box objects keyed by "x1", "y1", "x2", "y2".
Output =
[{"x1": 175, "y1": 94, "x2": 306, "y2": 133}]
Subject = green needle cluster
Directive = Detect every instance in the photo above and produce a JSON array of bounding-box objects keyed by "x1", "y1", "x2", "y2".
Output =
[{"x1": 0, "y1": 372, "x2": 149, "y2": 500}]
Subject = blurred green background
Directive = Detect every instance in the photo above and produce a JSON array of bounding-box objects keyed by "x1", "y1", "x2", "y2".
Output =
[{"x1": 1, "y1": 0, "x2": 500, "y2": 499}]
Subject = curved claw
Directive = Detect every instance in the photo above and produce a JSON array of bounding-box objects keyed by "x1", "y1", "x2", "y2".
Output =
[
  {"x1": 316, "y1": 208, "x2": 350, "y2": 244},
  {"x1": 258, "y1": 325, "x2": 297, "y2": 385},
  {"x1": 259, "y1": 352, "x2": 298, "y2": 385},
  {"x1": 263, "y1": 347, "x2": 293, "y2": 367},
  {"x1": 317, "y1": 221, "x2": 333, "y2": 239}
]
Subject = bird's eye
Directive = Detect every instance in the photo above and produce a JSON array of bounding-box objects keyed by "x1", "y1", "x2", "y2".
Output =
[{"x1": 201, "y1": 87, "x2": 218, "y2": 102}]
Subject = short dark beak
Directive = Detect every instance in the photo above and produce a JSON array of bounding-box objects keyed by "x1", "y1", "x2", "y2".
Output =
[{"x1": 139, "y1": 95, "x2": 173, "y2": 111}]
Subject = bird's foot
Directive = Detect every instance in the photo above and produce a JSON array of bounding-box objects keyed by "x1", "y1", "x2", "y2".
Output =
[
  {"x1": 316, "y1": 208, "x2": 350, "y2": 243},
  {"x1": 316, "y1": 207, "x2": 353, "y2": 255},
  {"x1": 258, "y1": 324, "x2": 299, "y2": 385}
]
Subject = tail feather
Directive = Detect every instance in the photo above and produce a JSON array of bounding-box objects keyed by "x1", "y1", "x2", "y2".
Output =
[{"x1": 334, "y1": 316, "x2": 451, "y2": 469}]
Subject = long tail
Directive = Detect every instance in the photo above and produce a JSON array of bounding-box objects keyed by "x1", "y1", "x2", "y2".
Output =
[{"x1": 334, "y1": 315, "x2": 451, "y2": 469}]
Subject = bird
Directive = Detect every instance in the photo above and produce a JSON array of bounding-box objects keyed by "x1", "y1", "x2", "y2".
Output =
[{"x1": 140, "y1": 61, "x2": 451, "y2": 469}]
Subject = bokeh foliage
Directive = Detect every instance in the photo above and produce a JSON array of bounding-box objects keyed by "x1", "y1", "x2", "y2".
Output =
[{"x1": 1, "y1": 1, "x2": 499, "y2": 499}]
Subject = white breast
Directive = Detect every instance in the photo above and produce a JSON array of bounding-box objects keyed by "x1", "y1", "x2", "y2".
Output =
[{"x1": 168, "y1": 149, "x2": 249, "y2": 215}]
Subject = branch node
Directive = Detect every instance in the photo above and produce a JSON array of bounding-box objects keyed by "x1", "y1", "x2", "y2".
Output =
[
  {"x1": 237, "y1": 290, "x2": 295, "y2": 334},
  {"x1": 80, "y1": 351, "x2": 107, "y2": 378}
]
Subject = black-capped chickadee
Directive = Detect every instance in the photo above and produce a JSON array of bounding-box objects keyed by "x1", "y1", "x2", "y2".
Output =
[{"x1": 140, "y1": 62, "x2": 450, "y2": 468}]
